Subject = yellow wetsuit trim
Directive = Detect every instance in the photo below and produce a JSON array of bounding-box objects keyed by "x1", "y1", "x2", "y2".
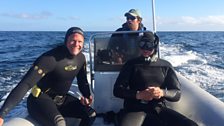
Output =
[{"x1": 31, "y1": 85, "x2": 41, "y2": 98}]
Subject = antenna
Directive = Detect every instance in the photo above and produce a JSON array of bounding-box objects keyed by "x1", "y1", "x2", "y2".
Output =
[
  {"x1": 151, "y1": 0, "x2": 160, "y2": 58},
  {"x1": 152, "y1": 0, "x2": 157, "y2": 33}
]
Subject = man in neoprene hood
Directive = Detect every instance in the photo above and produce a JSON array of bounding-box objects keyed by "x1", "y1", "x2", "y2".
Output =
[{"x1": 0, "y1": 27, "x2": 96, "y2": 126}]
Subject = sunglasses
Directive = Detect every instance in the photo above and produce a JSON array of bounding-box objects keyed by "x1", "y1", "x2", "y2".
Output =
[
  {"x1": 126, "y1": 15, "x2": 137, "y2": 20},
  {"x1": 139, "y1": 41, "x2": 155, "y2": 51}
]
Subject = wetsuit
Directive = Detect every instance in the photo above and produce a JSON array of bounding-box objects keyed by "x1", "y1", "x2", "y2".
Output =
[
  {"x1": 113, "y1": 56, "x2": 198, "y2": 126},
  {"x1": 0, "y1": 45, "x2": 96, "y2": 126}
]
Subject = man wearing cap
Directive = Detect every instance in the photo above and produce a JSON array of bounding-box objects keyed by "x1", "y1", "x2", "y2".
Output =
[
  {"x1": 0, "y1": 27, "x2": 96, "y2": 126},
  {"x1": 113, "y1": 32, "x2": 198, "y2": 126},
  {"x1": 122, "y1": 9, "x2": 145, "y2": 31},
  {"x1": 107, "y1": 9, "x2": 147, "y2": 64}
]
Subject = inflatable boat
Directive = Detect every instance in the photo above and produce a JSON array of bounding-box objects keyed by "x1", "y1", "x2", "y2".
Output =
[
  {"x1": 3, "y1": 1, "x2": 224, "y2": 126},
  {"x1": 4, "y1": 31, "x2": 224, "y2": 126}
]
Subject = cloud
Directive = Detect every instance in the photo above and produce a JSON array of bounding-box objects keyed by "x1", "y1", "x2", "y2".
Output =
[
  {"x1": 181, "y1": 16, "x2": 200, "y2": 25},
  {"x1": 203, "y1": 16, "x2": 224, "y2": 25},
  {"x1": 158, "y1": 15, "x2": 224, "y2": 26},
  {"x1": 181, "y1": 16, "x2": 224, "y2": 26},
  {"x1": 1, "y1": 11, "x2": 52, "y2": 20}
]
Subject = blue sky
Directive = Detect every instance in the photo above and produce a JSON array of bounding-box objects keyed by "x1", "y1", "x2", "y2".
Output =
[{"x1": 0, "y1": 0, "x2": 224, "y2": 31}]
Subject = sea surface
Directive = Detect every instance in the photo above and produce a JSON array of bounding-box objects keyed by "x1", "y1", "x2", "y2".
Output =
[{"x1": 0, "y1": 31, "x2": 224, "y2": 120}]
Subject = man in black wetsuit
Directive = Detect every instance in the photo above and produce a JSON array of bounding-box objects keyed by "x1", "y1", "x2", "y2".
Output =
[
  {"x1": 113, "y1": 32, "x2": 198, "y2": 126},
  {"x1": 107, "y1": 9, "x2": 146, "y2": 64},
  {"x1": 0, "y1": 27, "x2": 96, "y2": 126}
]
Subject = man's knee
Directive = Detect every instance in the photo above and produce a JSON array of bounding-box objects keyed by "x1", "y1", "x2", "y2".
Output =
[
  {"x1": 186, "y1": 120, "x2": 198, "y2": 126},
  {"x1": 87, "y1": 107, "x2": 96, "y2": 118},
  {"x1": 54, "y1": 115, "x2": 66, "y2": 126},
  {"x1": 80, "y1": 107, "x2": 96, "y2": 126},
  {"x1": 121, "y1": 112, "x2": 146, "y2": 126}
]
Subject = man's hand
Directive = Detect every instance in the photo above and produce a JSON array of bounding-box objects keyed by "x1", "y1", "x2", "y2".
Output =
[
  {"x1": 80, "y1": 95, "x2": 93, "y2": 106},
  {"x1": 136, "y1": 88, "x2": 153, "y2": 101},
  {"x1": 0, "y1": 117, "x2": 4, "y2": 126},
  {"x1": 147, "y1": 87, "x2": 164, "y2": 99},
  {"x1": 136, "y1": 87, "x2": 164, "y2": 101}
]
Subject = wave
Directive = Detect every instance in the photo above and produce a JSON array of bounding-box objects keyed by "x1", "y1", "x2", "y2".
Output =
[{"x1": 160, "y1": 40, "x2": 224, "y2": 101}]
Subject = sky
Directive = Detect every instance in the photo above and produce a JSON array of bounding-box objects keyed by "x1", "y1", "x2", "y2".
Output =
[{"x1": 0, "y1": 0, "x2": 224, "y2": 31}]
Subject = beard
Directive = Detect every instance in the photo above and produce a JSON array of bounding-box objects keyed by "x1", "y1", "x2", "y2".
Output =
[{"x1": 128, "y1": 23, "x2": 139, "y2": 31}]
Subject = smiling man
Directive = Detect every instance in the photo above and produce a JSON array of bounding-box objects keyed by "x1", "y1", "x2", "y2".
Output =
[{"x1": 0, "y1": 27, "x2": 96, "y2": 126}]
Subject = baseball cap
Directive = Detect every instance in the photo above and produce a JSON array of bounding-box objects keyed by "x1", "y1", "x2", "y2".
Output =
[{"x1": 124, "y1": 9, "x2": 141, "y2": 18}]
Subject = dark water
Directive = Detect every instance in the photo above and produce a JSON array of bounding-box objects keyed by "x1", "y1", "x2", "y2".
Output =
[{"x1": 0, "y1": 31, "x2": 223, "y2": 120}]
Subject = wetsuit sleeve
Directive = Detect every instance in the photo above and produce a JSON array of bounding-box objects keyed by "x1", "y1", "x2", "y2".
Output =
[
  {"x1": 77, "y1": 61, "x2": 91, "y2": 98},
  {"x1": 0, "y1": 55, "x2": 56, "y2": 118},
  {"x1": 113, "y1": 62, "x2": 137, "y2": 99},
  {"x1": 162, "y1": 67, "x2": 181, "y2": 102}
]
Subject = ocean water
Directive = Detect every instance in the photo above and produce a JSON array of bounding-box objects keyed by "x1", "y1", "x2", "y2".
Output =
[{"x1": 0, "y1": 31, "x2": 223, "y2": 120}]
